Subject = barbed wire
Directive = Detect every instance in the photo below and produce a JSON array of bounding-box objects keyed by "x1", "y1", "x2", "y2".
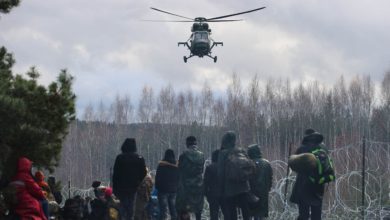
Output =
[{"x1": 60, "y1": 141, "x2": 390, "y2": 220}]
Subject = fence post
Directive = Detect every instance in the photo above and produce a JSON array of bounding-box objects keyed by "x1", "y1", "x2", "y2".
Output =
[
  {"x1": 284, "y1": 142, "x2": 292, "y2": 210},
  {"x1": 362, "y1": 136, "x2": 366, "y2": 220},
  {"x1": 68, "y1": 180, "x2": 71, "y2": 199}
]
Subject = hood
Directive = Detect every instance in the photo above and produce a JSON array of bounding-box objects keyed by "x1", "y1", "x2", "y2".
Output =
[
  {"x1": 17, "y1": 157, "x2": 32, "y2": 173},
  {"x1": 221, "y1": 131, "x2": 236, "y2": 149},
  {"x1": 121, "y1": 138, "x2": 137, "y2": 153},
  {"x1": 159, "y1": 160, "x2": 178, "y2": 167},
  {"x1": 35, "y1": 171, "x2": 45, "y2": 182},
  {"x1": 247, "y1": 144, "x2": 262, "y2": 159},
  {"x1": 302, "y1": 132, "x2": 324, "y2": 146}
]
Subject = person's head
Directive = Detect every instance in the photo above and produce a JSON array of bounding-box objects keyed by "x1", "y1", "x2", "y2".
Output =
[
  {"x1": 48, "y1": 176, "x2": 56, "y2": 186},
  {"x1": 186, "y1": 136, "x2": 197, "y2": 147},
  {"x1": 247, "y1": 144, "x2": 262, "y2": 159},
  {"x1": 163, "y1": 149, "x2": 176, "y2": 164},
  {"x1": 34, "y1": 170, "x2": 45, "y2": 182},
  {"x1": 211, "y1": 149, "x2": 220, "y2": 163},
  {"x1": 121, "y1": 138, "x2": 137, "y2": 153},
  {"x1": 17, "y1": 157, "x2": 33, "y2": 173},
  {"x1": 302, "y1": 129, "x2": 324, "y2": 146},
  {"x1": 221, "y1": 131, "x2": 236, "y2": 149}
]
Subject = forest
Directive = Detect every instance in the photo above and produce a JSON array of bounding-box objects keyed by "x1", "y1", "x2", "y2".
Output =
[{"x1": 55, "y1": 72, "x2": 390, "y2": 219}]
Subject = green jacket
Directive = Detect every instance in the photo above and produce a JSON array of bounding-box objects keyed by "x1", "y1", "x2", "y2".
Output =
[
  {"x1": 248, "y1": 144, "x2": 273, "y2": 217},
  {"x1": 176, "y1": 145, "x2": 205, "y2": 213}
]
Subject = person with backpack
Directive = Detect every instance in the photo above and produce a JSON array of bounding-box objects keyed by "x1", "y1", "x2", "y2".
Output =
[
  {"x1": 217, "y1": 131, "x2": 254, "y2": 220},
  {"x1": 155, "y1": 149, "x2": 179, "y2": 220},
  {"x1": 247, "y1": 144, "x2": 273, "y2": 220},
  {"x1": 176, "y1": 136, "x2": 205, "y2": 220},
  {"x1": 204, "y1": 149, "x2": 221, "y2": 220},
  {"x1": 290, "y1": 129, "x2": 335, "y2": 220},
  {"x1": 135, "y1": 167, "x2": 153, "y2": 220},
  {"x1": 113, "y1": 138, "x2": 147, "y2": 220}
]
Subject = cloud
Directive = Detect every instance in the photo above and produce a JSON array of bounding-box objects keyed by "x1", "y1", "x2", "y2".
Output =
[{"x1": 1, "y1": 0, "x2": 390, "y2": 116}]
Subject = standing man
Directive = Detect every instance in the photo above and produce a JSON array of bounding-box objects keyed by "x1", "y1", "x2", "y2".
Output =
[
  {"x1": 176, "y1": 136, "x2": 205, "y2": 220},
  {"x1": 204, "y1": 149, "x2": 221, "y2": 220},
  {"x1": 217, "y1": 131, "x2": 253, "y2": 220},
  {"x1": 113, "y1": 138, "x2": 146, "y2": 220},
  {"x1": 290, "y1": 129, "x2": 332, "y2": 220},
  {"x1": 247, "y1": 144, "x2": 273, "y2": 220}
]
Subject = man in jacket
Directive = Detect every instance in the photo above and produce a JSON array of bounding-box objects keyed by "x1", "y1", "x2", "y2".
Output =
[
  {"x1": 247, "y1": 144, "x2": 273, "y2": 220},
  {"x1": 176, "y1": 136, "x2": 205, "y2": 220},
  {"x1": 113, "y1": 138, "x2": 146, "y2": 220},
  {"x1": 290, "y1": 129, "x2": 326, "y2": 220},
  {"x1": 217, "y1": 131, "x2": 251, "y2": 220},
  {"x1": 204, "y1": 149, "x2": 220, "y2": 220}
]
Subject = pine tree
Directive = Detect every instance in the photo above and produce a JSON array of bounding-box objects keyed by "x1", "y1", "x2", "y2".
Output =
[
  {"x1": 0, "y1": 47, "x2": 76, "y2": 180},
  {"x1": 0, "y1": 0, "x2": 20, "y2": 14}
]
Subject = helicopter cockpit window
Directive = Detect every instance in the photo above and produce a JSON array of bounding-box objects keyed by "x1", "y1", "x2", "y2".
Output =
[{"x1": 194, "y1": 32, "x2": 208, "y2": 40}]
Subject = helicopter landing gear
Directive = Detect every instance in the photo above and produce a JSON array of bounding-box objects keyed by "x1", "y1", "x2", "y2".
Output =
[
  {"x1": 183, "y1": 54, "x2": 194, "y2": 63},
  {"x1": 206, "y1": 54, "x2": 218, "y2": 63}
]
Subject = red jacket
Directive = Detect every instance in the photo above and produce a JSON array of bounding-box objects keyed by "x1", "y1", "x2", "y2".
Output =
[{"x1": 10, "y1": 157, "x2": 47, "y2": 220}]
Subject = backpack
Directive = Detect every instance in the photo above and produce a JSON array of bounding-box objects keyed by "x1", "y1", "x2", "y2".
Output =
[
  {"x1": 309, "y1": 147, "x2": 335, "y2": 185},
  {"x1": 226, "y1": 148, "x2": 255, "y2": 182}
]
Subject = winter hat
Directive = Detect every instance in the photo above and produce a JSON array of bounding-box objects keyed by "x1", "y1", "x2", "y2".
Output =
[
  {"x1": 221, "y1": 131, "x2": 236, "y2": 149},
  {"x1": 186, "y1": 136, "x2": 197, "y2": 146},
  {"x1": 247, "y1": 144, "x2": 262, "y2": 159},
  {"x1": 304, "y1": 128, "x2": 316, "y2": 136},
  {"x1": 302, "y1": 129, "x2": 324, "y2": 145},
  {"x1": 163, "y1": 149, "x2": 176, "y2": 164},
  {"x1": 121, "y1": 138, "x2": 137, "y2": 153},
  {"x1": 105, "y1": 187, "x2": 113, "y2": 198}
]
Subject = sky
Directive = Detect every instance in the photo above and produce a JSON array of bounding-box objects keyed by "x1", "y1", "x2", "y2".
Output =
[{"x1": 1, "y1": 0, "x2": 390, "y2": 115}]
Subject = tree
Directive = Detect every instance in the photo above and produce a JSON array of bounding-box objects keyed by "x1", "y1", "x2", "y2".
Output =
[
  {"x1": 0, "y1": 0, "x2": 19, "y2": 14},
  {"x1": 0, "y1": 47, "x2": 76, "y2": 180}
]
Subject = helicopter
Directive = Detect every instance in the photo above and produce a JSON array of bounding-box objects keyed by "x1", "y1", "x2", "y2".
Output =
[{"x1": 146, "y1": 6, "x2": 266, "y2": 63}]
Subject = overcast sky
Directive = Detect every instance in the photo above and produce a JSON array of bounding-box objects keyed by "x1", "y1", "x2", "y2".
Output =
[{"x1": 1, "y1": 0, "x2": 390, "y2": 115}]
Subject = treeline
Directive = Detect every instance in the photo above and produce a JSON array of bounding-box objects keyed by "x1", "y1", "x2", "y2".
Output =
[{"x1": 55, "y1": 72, "x2": 390, "y2": 188}]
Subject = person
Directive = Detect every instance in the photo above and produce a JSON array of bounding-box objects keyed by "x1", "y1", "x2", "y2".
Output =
[
  {"x1": 48, "y1": 176, "x2": 63, "y2": 205},
  {"x1": 135, "y1": 168, "x2": 153, "y2": 220},
  {"x1": 155, "y1": 149, "x2": 179, "y2": 220},
  {"x1": 113, "y1": 138, "x2": 147, "y2": 220},
  {"x1": 9, "y1": 157, "x2": 47, "y2": 220},
  {"x1": 176, "y1": 136, "x2": 205, "y2": 220},
  {"x1": 217, "y1": 131, "x2": 252, "y2": 220},
  {"x1": 290, "y1": 129, "x2": 327, "y2": 220},
  {"x1": 204, "y1": 149, "x2": 221, "y2": 220},
  {"x1": 247, "y1": 144, "x2": 273, "y2": 220},
  {"x1": 35, "y1": 171, "x2": 50, "y2": 218}
]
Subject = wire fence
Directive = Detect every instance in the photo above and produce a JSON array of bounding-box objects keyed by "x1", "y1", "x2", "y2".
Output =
[
  {"x1": 269, "y1": 140, "x2": 390, "y2": 220},
  {"x1": 62, "y1": 140, "x2": 390, "y2": 220}
]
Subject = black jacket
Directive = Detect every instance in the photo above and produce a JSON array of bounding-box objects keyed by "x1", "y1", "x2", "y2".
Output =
[
  {"x1": 217, "y1": 132, "x2": 250, "y2": 198},
  {"x1": 155, "y1": 160, "x2": 179, "y2": 193},
  {"x1": 113, "y1": 152, "x2": 146, "y2": 196},
  {"x1": 290, "y1": 133, "x2": 326, "y2": 206},
  {"x1": 204, "y1": 162, "x2": 219, "y2": 199}
]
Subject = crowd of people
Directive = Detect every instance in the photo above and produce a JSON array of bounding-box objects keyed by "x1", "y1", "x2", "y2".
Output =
[{"x1": 0, "y1": 129, "x2": 333, "y2": 220}]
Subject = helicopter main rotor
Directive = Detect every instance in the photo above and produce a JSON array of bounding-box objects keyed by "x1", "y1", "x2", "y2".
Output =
[{"x1": 147, "y1": 6, "x2": 266, "y2": 23}]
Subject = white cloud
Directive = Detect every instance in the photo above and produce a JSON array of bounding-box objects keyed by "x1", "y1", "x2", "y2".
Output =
[{"x1": 1, "y1": 0, "x2": 390, "y2": 116}]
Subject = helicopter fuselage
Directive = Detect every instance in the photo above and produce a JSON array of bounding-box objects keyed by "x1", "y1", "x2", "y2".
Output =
[
  {"x1": 178, "y1": 21, "x2": 223, "y2": 62},
  {"x1": 190, "y1": 31, "x2": 211, "y2": 57}
]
